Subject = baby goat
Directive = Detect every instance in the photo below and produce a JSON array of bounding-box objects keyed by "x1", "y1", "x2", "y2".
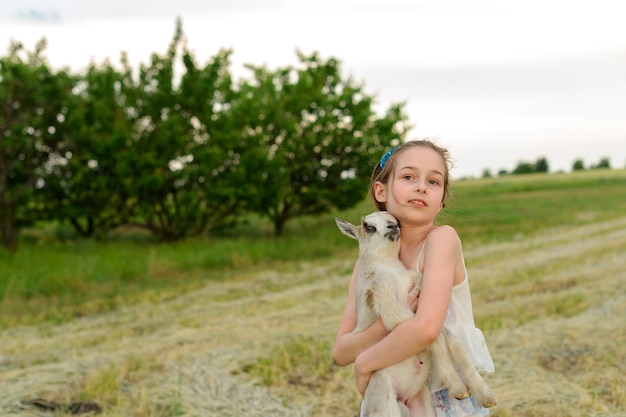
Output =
[{"x1": 336, "y1": 211, "x2": 496, "y2": 417}]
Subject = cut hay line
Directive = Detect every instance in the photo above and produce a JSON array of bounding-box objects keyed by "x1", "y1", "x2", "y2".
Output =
[
  {"x1": 464, "y1": 215, "x2": 626, "y2": 262},
  {"x1": 487, "y1": 293, "x2": 626, "y2": 417}
]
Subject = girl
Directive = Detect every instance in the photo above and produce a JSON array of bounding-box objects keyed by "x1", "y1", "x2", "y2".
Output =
[{"x1": 333, "y1": 140, "x2": 495, "y2": 416}]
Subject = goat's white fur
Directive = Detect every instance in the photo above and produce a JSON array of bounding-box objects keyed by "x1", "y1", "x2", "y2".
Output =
[{"x1": 336, "y1": 211, "x2": 496, "y2": 417}]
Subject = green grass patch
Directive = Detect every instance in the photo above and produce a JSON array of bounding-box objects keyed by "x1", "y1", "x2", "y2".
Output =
[
  {"x1": 2, "y1": 169, "x2": 625, "y2": 328},
  {"x1": 237, "y1": 335, "x2": 336, "y2": 389},
  {"x1": 441, "y1": 169, "x2": 626, "y2": 242}
]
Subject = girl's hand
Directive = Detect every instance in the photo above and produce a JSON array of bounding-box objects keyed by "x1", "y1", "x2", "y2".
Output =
[
  {"x1": 354, "y1": 355, "x2": 372, "y2": 398},
  {"x1": 407, "y1": 284, "x2": 420, "y2": 313}
]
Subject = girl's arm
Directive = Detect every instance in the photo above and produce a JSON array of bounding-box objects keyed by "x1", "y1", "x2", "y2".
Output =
[
  {"x1": 333, "y1": 261, "x2": 390, "y2": 366},
  {"x1": 353, "y1": 226, "x2": 460, "y2": 395}
]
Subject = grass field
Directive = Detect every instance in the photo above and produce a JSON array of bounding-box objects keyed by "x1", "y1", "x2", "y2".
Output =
[{"x1": 1, "y1": 169, "x2": 625, "y2": 416}]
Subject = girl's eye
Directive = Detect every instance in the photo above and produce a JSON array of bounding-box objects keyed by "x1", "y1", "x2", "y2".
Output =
[{"x1": 429, "y1": 179, "x2": 440, "y2": 185}]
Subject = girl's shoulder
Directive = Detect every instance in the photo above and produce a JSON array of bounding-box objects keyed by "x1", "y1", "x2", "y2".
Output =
[
  {"x1": 428, "y1": 224, "x2": 461, "y2": 244},
  {"x1": 425, "y1": 225, "x2": 463, "y2": 260}
]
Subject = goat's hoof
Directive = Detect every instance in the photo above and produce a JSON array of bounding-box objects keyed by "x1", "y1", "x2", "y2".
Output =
[
  {"x1": 477, "y1": 393, "x2": 497, "y2": 408},
  {"x1": 481, "y1": 398, "x2": 497, "y2": 408},
  {"x1": 449, "y1": 387, "x2": 470, "y2": 400},
  {"x1": 440, "y1": 380, "x2": 470, "y2": 401},
  {"x1": 454, "y1": 392, "x2": 470, "y2": 400}
]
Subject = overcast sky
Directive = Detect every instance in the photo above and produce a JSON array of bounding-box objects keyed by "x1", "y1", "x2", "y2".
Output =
[{"x1": 1, "y1": 0, "x2": 625, "y2": 177}]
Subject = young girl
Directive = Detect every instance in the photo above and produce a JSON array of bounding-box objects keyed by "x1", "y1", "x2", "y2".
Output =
[{"x1": 333, "y1": 140, "x2": 495, "y2": 417}]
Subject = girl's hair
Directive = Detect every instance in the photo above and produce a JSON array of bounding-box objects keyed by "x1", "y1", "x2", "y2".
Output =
[{"x1": 369, "y1": 140, "x2": 452, "y2": 211}]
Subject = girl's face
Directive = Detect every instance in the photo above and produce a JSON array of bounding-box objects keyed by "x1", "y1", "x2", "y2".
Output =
[{"x1": 374, "y1": 147, "x2": 446, "y2": 226}]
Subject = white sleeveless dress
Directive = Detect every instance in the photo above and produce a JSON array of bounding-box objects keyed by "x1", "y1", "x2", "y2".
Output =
[{"x1": 423, "y1": 246, "x2": 495, "y2": 417}]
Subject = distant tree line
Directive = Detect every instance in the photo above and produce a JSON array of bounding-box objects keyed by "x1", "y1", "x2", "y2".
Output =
[
  {"x1": 481, "y1": 155, "x2": 615, "y2": 178},
  {"x1": 0, "y1": 19, "x2": 411, "y2": 250},
  {"x1": 571, "y1": 157, "x2": 611, "y2": 171}
]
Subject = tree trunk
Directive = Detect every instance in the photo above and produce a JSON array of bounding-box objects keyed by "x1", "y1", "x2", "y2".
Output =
[
  {"x1": 273, "y1": 210, "x2": 291, "y2": 236},
  {"x1": 0, "y1": 201, "x2": 16, "y2": 251}
]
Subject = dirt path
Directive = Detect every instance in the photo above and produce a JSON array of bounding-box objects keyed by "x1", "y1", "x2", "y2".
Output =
[{"x1": 1, "y1": 216, "x2": 625, "y2": 416}]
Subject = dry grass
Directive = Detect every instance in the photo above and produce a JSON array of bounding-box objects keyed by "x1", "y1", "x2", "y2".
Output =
[{"x1": 1, "y1": 216, "x2": 625, "y2": 416}]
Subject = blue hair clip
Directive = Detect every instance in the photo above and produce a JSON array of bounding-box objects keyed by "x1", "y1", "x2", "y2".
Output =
[{"x1": 379, "y1": 148, "x2": 395, "y2": 169}]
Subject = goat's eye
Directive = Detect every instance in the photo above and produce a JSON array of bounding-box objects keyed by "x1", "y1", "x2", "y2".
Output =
[{"x1": 365, "y1": 225, "x2": 376, "y2": 234}]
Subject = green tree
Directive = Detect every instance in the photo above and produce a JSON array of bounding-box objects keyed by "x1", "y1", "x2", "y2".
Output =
[
  {"x1": 236, "y1": 50, "x2": 411, "y2": 235},
  {"x1": 39, "y1": 58, "x2": 137, "y2": 237},
  {"x1": 512, "y1": 157, "x2": 549, "y2": 175},
  {"x1": 512, "y1": 161, "x2": 535, "y2": 175},
  {"x1": 171, "y1": 44, "x2": 248, "y2": 236},
  {"x1": 591, "y1": 157, "x2": 610, "y2": 169},
  {"x1": 535, "y1": 156, "x2": 549, "y2": 173},
  {"x1": 126, "y1": 20, "x2": 244, "y2": 240},
  {"x1": 572, "y1": 159, "x2": 585, "y2": 171},
  {"x1": 0, "y1": 40, "x2": 74, "y2": 249}
]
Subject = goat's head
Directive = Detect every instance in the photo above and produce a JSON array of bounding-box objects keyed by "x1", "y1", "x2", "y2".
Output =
[{"x1": 335, "y1": 211, "x2": 401, "y2": 256}]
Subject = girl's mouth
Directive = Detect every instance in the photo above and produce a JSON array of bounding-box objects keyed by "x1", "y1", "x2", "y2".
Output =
[{"x1": 409, "y1": 199, "x2": 427, "y2": 207}]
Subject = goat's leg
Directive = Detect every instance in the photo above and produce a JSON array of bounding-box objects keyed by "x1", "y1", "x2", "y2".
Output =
[
  {"x1": 429, "y1": 332, "x2": 470, "y2": 400},
  {"x1": 443, "y1": 330, "x2": 498, "y2": 408},
  {"x1": 363, "y1": 371, "x2": 404, "y2": 417}
]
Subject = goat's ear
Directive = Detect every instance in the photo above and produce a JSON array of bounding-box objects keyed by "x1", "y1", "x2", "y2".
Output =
[{"x1": 335, "y1": 218, "x2": 358, "y2": 239}]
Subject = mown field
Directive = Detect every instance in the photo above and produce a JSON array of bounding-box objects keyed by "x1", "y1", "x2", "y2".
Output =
[{"x1": 1, "y1": 169, "x2": 625, "y2": 417}]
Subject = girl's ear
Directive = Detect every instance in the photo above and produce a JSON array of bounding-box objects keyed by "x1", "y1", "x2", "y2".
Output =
[{"x1": 373, "y1": 181, "x2": 387, "y2": 203}]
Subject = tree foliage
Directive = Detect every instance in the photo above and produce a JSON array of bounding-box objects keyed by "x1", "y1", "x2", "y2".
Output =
[
  {"x1": 236, "y1": 51, "x2": 410, "y2": 234},
  {"x1": 0, "y1": 40, "x2": 74, "y2": 249},
  {"x1": 572, "y1": 159, "x2": 585, "y2": 171},
  {"x1": 124, "y1": 21, "x2": 248, "y2": 241},
  {"x1": 38, "y1": 59, "x2": 137, "y2": 237},
  {"x1": 512, "y1": 156, "x2": 549, "y2": 175},
  {"x1": 591, "y1": 157, "x2": 610, "y2": 169}
]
